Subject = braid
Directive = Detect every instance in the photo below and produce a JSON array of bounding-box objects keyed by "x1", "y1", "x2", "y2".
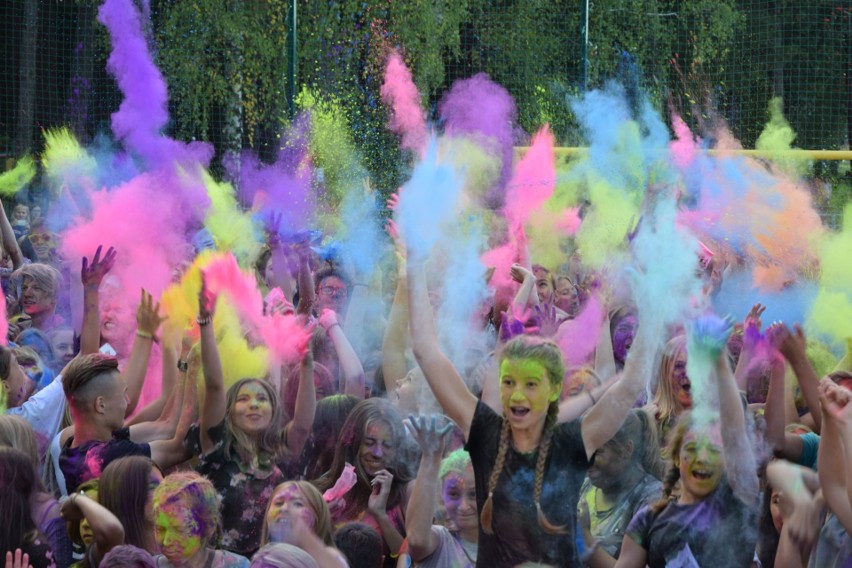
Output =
[
  {"x1": 534, "y1": 404, "x2": 566, "y2": 534},
  {"x1": 480, "y1": 418, "x2": 511, "y2": 535},
  {"x1": 649, "y1": 463, "x2": 680, "y2": 515}
]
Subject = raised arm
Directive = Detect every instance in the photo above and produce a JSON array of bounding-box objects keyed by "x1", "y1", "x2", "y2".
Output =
[
  {"x1": 404, "y1": 416, "x2": 454, "y2": 562},
  {"x1": 284, "y1": 340, "x2": 317, "y2": 458},
  {"x1": 79, "y1": 245, "x2": 116, "y2": 355},
  {"x1": 558, "y1": 373, "x2": 618, "y2": 424},
  {"x1": 382, "y1": 221, "x2": 409, "y2": 389},
  {"x1": 778, "y1": 324, "x2": 823, "y2": 434},
  {"x1": 294, "y1": 243, "x2": 315, "y2": 316},
  {"x1": 817, "y1": 380, "x2": 852, "y2": 532},
  {"x1": 733, "y1": 304, "x2": 765, "y2": 392},
  {"x1": 0, "y1": 199, "x2": 23, "y2": 269},
  {"x1": 60, "y1": 492, "x2": 124, "y2": 566},
  {"x1": 407, "y1": 254, "x2": 477, "y2": 438},
  {"x1": 122, "y1": 289, "x2": 165, "y2": 415},
  {"x1": 510, "y1": 263, "x2": 539, "y2": 311},
  {"x1": 582, "y1": 317, "x2": 657, "y2": 460},
  {"x1": 764, "y1": 333, "x2": 806, "y2": 462},
  {"x1": 127, "y1": 339, "x2": 184, "y2": 439},
  {"x1": 319, "y1": 309, "x2": 365, "y2": 398},
  {"x1": 197, "y1": 275, "x2": 225, "y2": 454},
  {"x1": 149, "y1": 354, "x2": 197, "y2": 470},
  {"x1": 713, "y1": 319, "x2": 760, "y2": 504},
  {"x1": 766, "y1": 460, "x2": 823, "y2": 567}
]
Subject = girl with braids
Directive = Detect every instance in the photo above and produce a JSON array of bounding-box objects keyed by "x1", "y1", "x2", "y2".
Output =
[
  {"x1": 406, "y1": 252, "x2": 656, "y2": 567},
  {"x1": 577, "y1": 409, "x2": 664, "y2": 566},
  {"x1": 615, "y1": 317, "x2": 760, "y2": 568}
]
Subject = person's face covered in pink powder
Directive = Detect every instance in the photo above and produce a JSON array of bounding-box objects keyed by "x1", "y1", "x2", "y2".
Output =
[{"x1": 20, "y1": 276, "x2": 56, "y2": 317}]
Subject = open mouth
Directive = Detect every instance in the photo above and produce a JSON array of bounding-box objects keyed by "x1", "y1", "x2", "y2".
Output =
[
  {"x1": 692, "y1": 469, "x2": 713, "y2": 480},
  {"x1": 510, "y1": 406, "x2": 530, "y2": 418}
]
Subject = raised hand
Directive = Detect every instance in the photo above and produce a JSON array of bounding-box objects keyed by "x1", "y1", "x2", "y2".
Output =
[
  {"x1": 775, "y1": 323, "x2": 808, "y2": 364},
  {"x1": 198, "y1": 273, "x2": 217, "y2": 322},
  {"x1": 534, "y1": 303, "x2": 561, "y2": 338},
  {"x1": 510, "y1": 263, "x2": 534, "y2": 284},
  {"x1": 318, "y1": 308, "x2": 339, "y2": 333},
  {"x1": 742, "y1": 303, "x2": 765, "y2": 351},
  {"x1": 137, "y1": 289, "x2": 166, "y2": 336},
  {"x1": 688, "y1": 314, "x2": 734, "y2": 360},
  {"x1": 367, "y1": 469, "x2": 394, "y2": 515},
  {"x1": 265, "y1": 211, "x2": 283, "y2": 248},
  {"x1": 81, "y1": 245, "x2": 117, "y2": 289},
  {"x1": 406, "y1": 415, "x2": 453, "y2": 458},
  {"x1": 4, "y1": 549, "x2": 32, "y2": 568}
]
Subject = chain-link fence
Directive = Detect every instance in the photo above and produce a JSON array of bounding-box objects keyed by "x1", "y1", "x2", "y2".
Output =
[{"x1": 2, "y1": 0, "x2": 850, "y2": 201}]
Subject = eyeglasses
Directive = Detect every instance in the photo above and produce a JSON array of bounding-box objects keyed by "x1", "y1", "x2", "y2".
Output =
[
  {"x1": 29, "y1": 233, "x2": 56, "y2": 246},
  {"x1": 319, "y1": 286, "x2": 348, "y2": 298}
]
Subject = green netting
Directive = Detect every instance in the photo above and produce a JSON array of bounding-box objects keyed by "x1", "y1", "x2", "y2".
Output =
[{"x1": 1, "y1": 0, "x2": 850, "y2": 204}]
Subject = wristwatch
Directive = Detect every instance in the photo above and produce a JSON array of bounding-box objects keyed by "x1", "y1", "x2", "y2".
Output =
[{"x1": 177, "y1": 359, "x2": 189, "y2": 373}]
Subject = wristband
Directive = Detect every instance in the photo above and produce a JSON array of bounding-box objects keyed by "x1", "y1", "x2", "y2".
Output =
[
  {"x1": 177, "y1": 359, "x2": 189, "y2": 373},
  {"x1": 136, "y1": 330, "x2": 159, "y2": 343},
  {"x1": 197, "y1": 315, "x2": 213, "y2": 326}
]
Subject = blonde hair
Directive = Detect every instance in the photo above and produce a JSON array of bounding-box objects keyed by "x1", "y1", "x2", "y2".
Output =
[
  {"x1": 651, "y1": 335, "x2": 688, "y2": 429},
  {"x1": 261, "y1": 481, "x2": 335, "y2": 547},
  {"x1": 481, "y1": 336, "x2": 566, "y2": 535}
]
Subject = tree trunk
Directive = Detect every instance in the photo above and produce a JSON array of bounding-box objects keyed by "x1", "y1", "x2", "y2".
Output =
[{"x1": 14, "y1": 0, "x2": 38, "y2": 156}]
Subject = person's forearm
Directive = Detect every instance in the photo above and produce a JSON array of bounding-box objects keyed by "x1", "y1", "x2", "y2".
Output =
[
  {"x1": 594, "y1": 314, "x2": 616, "y2": 379},
  {"x1": 789, "y1": 357, "x2": 822, "y2": 434},
  {"x1": 295, "y1": 256, "x2": 314, "y2": 315},
  {"x1": 382, "y1": 277, "x2": 409, "y2": 387},
  {"x1": 839, "y1": 422, "x2": 852, "y2": 511},
  {"x1": 558, "y1": 374, "x2": 617, "y2": 423},
  {"x1": 121, "y1": 334, "x2": 154, "y2": 416},
  {"x1": 733, "y1": 347, "x2": 753, "y2": 393},
  {"x1": 328, "y1": 326, "x2": 366, "y2": 397},
  {"x1": 764, "y1": 360, "x2": 789, "y2": 455},
  {"x1": 268, "y1": 246, "x2": 293, "y2": 297},
  {"x1": 80, "y1": 288, "x2": 102, "y2": 355},
  {"x1": 817, "y1": 416, "x2": 852, "y2": 531},
  {"x1": 406, "y1": 453, "x2": 442, "y2": 560},
  {"x1": 72, "y1": 494, "x2": 124, "y2": 551},
  {"x1": 512, "y1": 275, "x2": 538, "y2": 312},
  {"x1": 373, "y1": 511, "x2": 405, "y2": 557},
  {"x1": 288, "y1": 355, "x2": 316, "y2": 457},
  {"x1": 0, "y1": 204, "x2": 23, "y2": 269},
  {"x1": 199, "y1": 323, "x2": 226, "y2": 445},
  {"x1": 716, "y1": 353, "x2": 759, "y2": 502}
]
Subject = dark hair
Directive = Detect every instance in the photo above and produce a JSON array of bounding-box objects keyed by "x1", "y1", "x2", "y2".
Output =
[
  {"x1": 333, "y1": 522, "x2": 383, "y2": 568},
  {"x1": 314, "y1": 266, "x2": 351, "y2": 293},
  {"x1": 602, "y1": 409, "x2": 666, "y2": 480},
  {"x1": 0, "y1": 345, "x2": 12, "y2": 381},
  {"x1": 283, "y1": 361, "x2": 334, "y2": 419},
  {"x1": 0, "y1": 447, "x2": 41, "y2": 556},
  {"x1": 100, "y1": 456, "x2": 158, "y2": 550},
  {"x1": 100, "y1": 544, "x2": 156, "y2": 568},
  {"x1": 756, "y1": 482, "x2": 780, "y2": 568},
  {"x1": 313, "y1": 399, "x2": 411, "y2": 518},
  {"x1": 301, "y1": 394, "x2": 360, "y2": 480},
  {"x1": 63, "y1": 353, "x2": 120, "y2": 404}
]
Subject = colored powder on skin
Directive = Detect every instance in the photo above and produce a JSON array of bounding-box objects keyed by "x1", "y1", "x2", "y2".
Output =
[
  {"x1": 98, "y1": 0, "x2": 213, "y2": 169},
  {"x1": 555, "y1": 293, "x2": 604, "y2": 367},
  {"x1": 380, "y1": 50, "x2": 427, "y2": 158},
  {"x1": 296, "y1": 89, "x2": 366, "y2": 213},
  {"x1": 0, "y1": 156, "x2": 35, "y2": 197},
  {"x1": 396, "y1": 137, "x2": 464, "y2": 258},
  {"x1": 755, "y1": 98, "x2": 810, "y2": 178},
  {"x1": 438, "y1": 73, "x2": 516, "y2": 209},
  {"x1": 201, "y1": 169, "x2": 262, "y2": 264},
  {"x1": 808, "y1": 203, "x2": 852, "y2": 345},
  {"x1": 203, "y1": 253, "x2": 309, "y2": 366},
  {"x1": 685, "y1": 316, "x2": 728, "y2": 429}
]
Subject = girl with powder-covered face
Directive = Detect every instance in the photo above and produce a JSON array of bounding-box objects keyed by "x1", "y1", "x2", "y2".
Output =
[
  {"x1": 190, "y1": 276, "x2": 317, "y2": 558},
  {"x1": 646, "y1": 335, "x2": 691, "y2": 452},
  {"x1": 405, "y1": 245, "x2": 656, "y2": 566},
  {"x1": 259, "y1": 481, "x2": 348, "y2": 566},
  {"x1": 152, "y1": 472, "x2": 250, "y2": 567},
  {"x1": 615, "y1": 316, "x2": 760, "y2": 568}
]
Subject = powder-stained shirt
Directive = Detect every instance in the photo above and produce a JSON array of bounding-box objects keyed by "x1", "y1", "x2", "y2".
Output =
[
  {"x1": 465, "y1": 401, "x2": 590, "y2": 567},
  {"x1": 59, "y1": 427, "x2": 151, "y2": 493},
  {"x1": 626, "y1": 479, "x2": 758, "y2": 567},
  {"x1": 579, "y1": 473, "x2": 662, "y2": 558},
  {"x1": 186, "y1": 421, "x2": 285, "y2": 558}
]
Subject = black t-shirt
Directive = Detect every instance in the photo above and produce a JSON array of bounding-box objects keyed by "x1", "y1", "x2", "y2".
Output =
[
  {"x1": 626, "y1": 479, "x2": 758, "y2": 567},
  {"x1": 59, "y1": 427, "x2": 151, "y2": 493},
  {"x1": 465, "y1": 401, "x2": 590, "y2": 567}
]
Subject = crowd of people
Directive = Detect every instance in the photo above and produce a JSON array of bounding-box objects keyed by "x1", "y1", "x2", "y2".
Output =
[{"x1": 0, "y1": 182, "x2": 849, "y2": 568}]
